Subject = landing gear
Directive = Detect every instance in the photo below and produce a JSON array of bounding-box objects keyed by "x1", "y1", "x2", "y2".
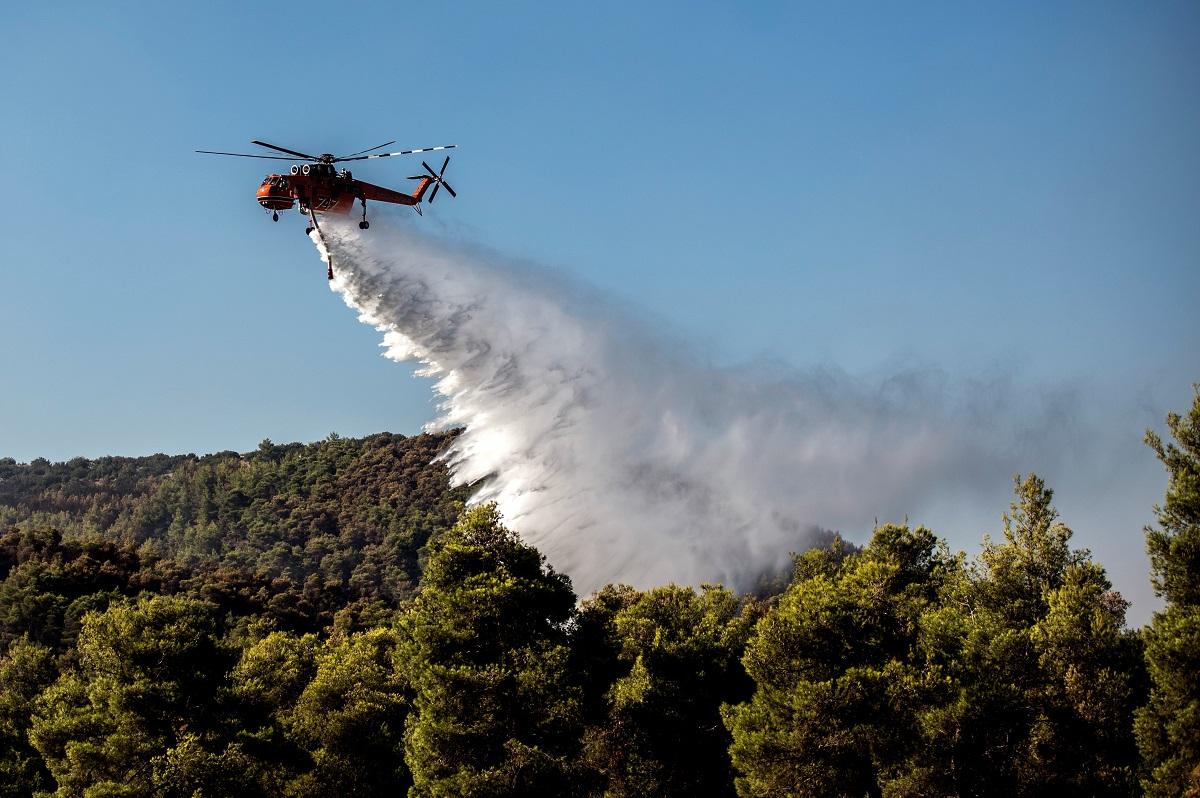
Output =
[
  {"x1": 359, "y1": 220, "x2": 369, "y2": 230},
  {"x1": 305, "y1": 226, "x2": 313, "y2": 236},
  {"x1": 272, "y1": 211, "x2": 279, "y2": 222},
  {"x1": 358, "y1": 197, "x2": 369, "y2": 230}
]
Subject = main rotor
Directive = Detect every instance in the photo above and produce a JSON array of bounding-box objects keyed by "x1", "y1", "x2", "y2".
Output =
[{"x1": 196, "y1": 139, "x2": 457, "y2": 165}]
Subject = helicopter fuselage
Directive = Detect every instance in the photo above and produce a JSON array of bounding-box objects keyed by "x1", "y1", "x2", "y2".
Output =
[{"x1": 256, "y1": 162, "x2": 431, "y2": 215}]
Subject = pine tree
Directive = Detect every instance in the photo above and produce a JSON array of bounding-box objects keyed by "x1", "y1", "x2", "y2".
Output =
[
  {"x1": 579, "y1": 584, "x2": 757, "y2": 797},
  {"x1": 910, "y1": 476, "x2": 1141, "y2": 797},
  {"x1": 29, "y1": 595, "x2": 249, "y2": 797},
  {"x1": 399, "y1": 504, "x2": 584, "y2": 796},
  {"x1": 0, "y1": 637, "x2": 56, "y2": 797},
  {"x1": 286, "y1": 628, "x2": 411, "y2": 796},
  {"x1": 977, "y1": 474, "x2": 1084, "y2": 625},
  {"x1": 1136, "y1": 386, "x2": 1200, "y2": 796},
  {"x1": 231, "y1": 631, "x2": 322, "y2": 795},
  {"x1": 723, "y1": 525, "x2": 950, "y2": 798}
]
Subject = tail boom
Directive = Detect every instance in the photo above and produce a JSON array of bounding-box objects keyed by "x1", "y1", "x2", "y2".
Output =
[{"x1": 354, "y1": 178, "x2": 429, "y2": 206}]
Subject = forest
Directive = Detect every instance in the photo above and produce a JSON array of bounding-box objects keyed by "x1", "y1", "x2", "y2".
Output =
[{"x1": 0, "y1": 391, "x2": 1196, "y2": 798}]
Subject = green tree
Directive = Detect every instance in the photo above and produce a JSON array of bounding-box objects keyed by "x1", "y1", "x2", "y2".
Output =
[
  {"x1": 579, "y1": 584, "x2": 757, "y2": 797},
  {"x1": 1137, "y1": 386, "x2": 1200, "y2": 796},
  {"x1": 399, "y1": 504, "x2": 584, "y2": 797},
  {"x1": 0, "y1": 637, "x2": 56, "y2": 797},
  {"x1": 231, "y1": 631, "x2": 323, "y2": 795},
  {"x1": 977, "y1": 474, "x2": 1084, "y2": 626},
  {"x1": 1029, "y1": 561, "x2": 1142, "y2": 794},
  {"x1": 903, "y1": 476, "x2": 1140, "y2": 797},
  {"x1": 285, "y1": 628, "x2": 411, "y2": 796},
  {"x1": 723, "y1": 524, "x2": 951, "y2": 798},
  {"x1": 29, "y1": 594, "x2": 248, "y2": 797}
]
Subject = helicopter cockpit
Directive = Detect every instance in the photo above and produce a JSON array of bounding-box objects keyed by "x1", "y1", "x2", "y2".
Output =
[{"x1": 256, "y1": 175, "x2": 295, "y2": 211}]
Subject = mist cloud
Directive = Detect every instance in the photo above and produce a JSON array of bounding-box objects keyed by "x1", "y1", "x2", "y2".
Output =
[{"x1": 313, "y1": 218, "x2": 1106, "y2": 597}]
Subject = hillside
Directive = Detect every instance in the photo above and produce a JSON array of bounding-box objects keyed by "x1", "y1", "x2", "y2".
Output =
[{"x1": 0, "y1": 431, "x2": 468, "y2": 651}]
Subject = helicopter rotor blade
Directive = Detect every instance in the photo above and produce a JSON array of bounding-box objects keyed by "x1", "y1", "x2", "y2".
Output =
[
  {"x1": 428, "y1": 182, "x2": 441, "y2": 203},
  {"x1": 439, "y1": 156, "x2": 450, "y2": 177},
  {"x1": 422, "y1": 161, "x2": 438, "y2": 178},
  {"x1": 338, "y1": 140, "x2": 396, "y2": 159},
  {"x1": 195, "y1": 150, "x2": 304, "y2": 160},
  {"x1": 336, "y1": 144, "x2": 457, "y2": 163},
  {"x1": 440, "y1": 180, "x2": 457, "y2": 198},
  {"x1": 250, "y1": 140, "x2": 321, "y2": 160}
]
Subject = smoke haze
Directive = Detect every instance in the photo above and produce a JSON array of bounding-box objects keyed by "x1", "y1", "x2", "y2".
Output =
[{"x1": 312, "y1": 218, "x2": 1124, "y2": 598}]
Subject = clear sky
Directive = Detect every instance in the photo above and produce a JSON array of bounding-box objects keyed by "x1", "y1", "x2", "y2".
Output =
[{"x1": 1, "y1": 2, "x2": 1196, "y2": 620}]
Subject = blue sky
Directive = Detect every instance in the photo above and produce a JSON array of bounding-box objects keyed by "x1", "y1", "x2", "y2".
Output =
[{"x1": 1, "y1": 2, "x2": 1196, "y2": 617}]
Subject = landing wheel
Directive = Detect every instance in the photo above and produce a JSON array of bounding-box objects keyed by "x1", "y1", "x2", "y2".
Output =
[
  {"x1": 358, "y1": 220, "x2": 370, "y2": 230},
  {"x1": 305, "y1": 226, "x2": 313, "y2": 236},
  {"x1": 272, "y1": 211, "x2": 279, "y2": 222}
]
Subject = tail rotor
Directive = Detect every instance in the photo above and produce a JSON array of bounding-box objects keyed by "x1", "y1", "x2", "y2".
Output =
[{"x1": 409, "y1": 156, "x2": 457, "y2": 204}]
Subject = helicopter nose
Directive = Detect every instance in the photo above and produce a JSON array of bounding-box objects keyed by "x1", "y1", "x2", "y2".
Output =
[{"x1": 256, "y1": 180, "x2": 296, "y2": 211}]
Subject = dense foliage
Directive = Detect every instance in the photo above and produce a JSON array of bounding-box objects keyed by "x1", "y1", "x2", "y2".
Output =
[
  {"x1": 1, "y1": 391, "x2": 1197, "y2": 796},
  {"x1": 0, "y1": 431, "x2": 468, "y2": 656}
]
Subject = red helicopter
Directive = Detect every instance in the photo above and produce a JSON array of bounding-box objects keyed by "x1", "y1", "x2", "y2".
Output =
[{"x1": 197, "y1": 139, "x2": 457, "y2": 278}]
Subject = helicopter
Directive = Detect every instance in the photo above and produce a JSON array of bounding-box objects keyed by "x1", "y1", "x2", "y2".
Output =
[{"x1": 196, "y1": 139, "x2": 457, "y2": 278}]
